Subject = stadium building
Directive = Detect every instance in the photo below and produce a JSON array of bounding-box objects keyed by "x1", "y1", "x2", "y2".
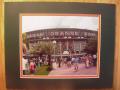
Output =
[{"x1": 25, "y1": 28, "x2": 97, "y2": 57}]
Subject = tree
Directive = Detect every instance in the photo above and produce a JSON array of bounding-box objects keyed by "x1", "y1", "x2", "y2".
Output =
[
  {"x1": 29, "y1": 46, "x2": 36, "y2": 54},
  {"x1": 29, "y1": 41, "x2": 54, "y2": 70},
  {"x1": 42, "y1": 42, "x2": 54, "y2": 69},
  {"x1": 35, "y1": 42, "x2": 54, "y2": 55},
  {"x1": 84, "y1": 40, "x2": 97, "y2": 54},
  {"x1": 22, "y1": 33, "x2": 29, "y2": 50}
]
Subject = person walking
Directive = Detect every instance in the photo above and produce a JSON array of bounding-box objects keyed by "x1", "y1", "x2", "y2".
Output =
[
  {"x1": 57, "y1": 57, "x2": 62, "y2": 68},
  {"x1": 85, "y1": 55, "x2": 90, "y2": 68},
  {"x1": 67, "y1": 57, "x2": 71, "y2": 68},
  {"x1": 52, "y1": 58, "x2": 58, "y2": 69},
  {"x1": 93, "y1": 54, "x2": 97, "y2": 66},
  {"x1": 29, "y1": 60, "x2": 36, "y2": 74},
  {"x1": 22, "y1": 56, "x2": 29, "y2": 75},
  {"x1": 74, "y1": 56, "x2": 79, "y2": 72}
]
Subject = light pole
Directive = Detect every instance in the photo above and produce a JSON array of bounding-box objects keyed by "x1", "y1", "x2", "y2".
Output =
[
  {"x1": 53, "y1": 40, "x2": 56, "y2": 60},
  {"x1": 59, "y1": 42, "x2": 62, "y2": 59}
]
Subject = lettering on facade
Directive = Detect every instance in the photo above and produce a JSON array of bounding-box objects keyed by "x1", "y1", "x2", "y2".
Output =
[
  {"x1": 26, "y1": 30, "x2": 97, "y2": 39},
  {"x1": 59, "y1": 32, "x2": 64, "y2": 36},
  {"x1": 54, "y1": 32, "x2": 59, "y2": 36}
]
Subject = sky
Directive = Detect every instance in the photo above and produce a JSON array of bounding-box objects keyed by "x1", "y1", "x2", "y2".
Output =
[{"x1": 22, "y1": 16, "x2": 99, "y2": 33}]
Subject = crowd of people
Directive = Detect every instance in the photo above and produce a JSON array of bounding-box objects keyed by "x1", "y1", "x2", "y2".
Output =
[
  {"x1": 22, "y1": 54, "x2": 97, "y2": 75},
  {"x1": 52, "y1": 54, "x2": 97, "y2": 71},
  {"x1": 22, "y1": 56, "x2": 47, "y2": 75}
]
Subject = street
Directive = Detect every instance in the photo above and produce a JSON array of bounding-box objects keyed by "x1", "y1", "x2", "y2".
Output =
[{"x1": 48, "y1": 63, "x2": 97, "y2": 76}]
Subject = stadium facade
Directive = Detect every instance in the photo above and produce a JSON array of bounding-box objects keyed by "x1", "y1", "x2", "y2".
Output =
[{"x1": 25, "y1": 28, "x2": 97, "y2": 57}]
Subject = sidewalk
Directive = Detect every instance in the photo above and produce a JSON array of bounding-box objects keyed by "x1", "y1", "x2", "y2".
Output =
[{"x1": 48, "y1": 63, "x2": 97, "y2": 76}]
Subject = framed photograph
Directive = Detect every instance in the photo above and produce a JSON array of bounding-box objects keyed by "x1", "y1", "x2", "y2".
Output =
[
  {"x1": 5, "y1": 2, "x2": 115, "y2": 89},
  {"x1": 20, "y1": 13, "x2": 101, "y2": 79}
]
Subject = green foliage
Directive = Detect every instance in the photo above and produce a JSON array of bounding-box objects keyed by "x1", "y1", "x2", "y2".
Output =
[
  {"x1": 22, "y1": 33, "x2": 26, "y2": 44},
  {"x1": 84, "y1": 40, "x2": 97, "y2": 54},
  {"x1": 22, "y1": 33, "x2": 29, "y2": 49},
  {"x1": 29, "y1": 46, "x2": 36, "y2": 54},
  {"x1": 34, "y1": 65, "x2": 50, "y2": 75},
  {"x1": 29, "y1": 41, "x2": 54, "y2": 55},
  {"x1": 23, "y1": 65, "x2": 50, "y2": 75}
]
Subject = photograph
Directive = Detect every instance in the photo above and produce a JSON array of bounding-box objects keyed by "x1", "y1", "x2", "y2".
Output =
[
  {"x1": 20, "y1": 14, "x2": 101, "y2": 79},
  {"x1": 4, "y1": 2, "x2": 115, "y2": 89}
]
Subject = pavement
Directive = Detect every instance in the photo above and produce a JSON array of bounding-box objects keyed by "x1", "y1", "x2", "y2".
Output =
[{"x1": 48, "y1": 63, "x2": 97, "y2": 76}]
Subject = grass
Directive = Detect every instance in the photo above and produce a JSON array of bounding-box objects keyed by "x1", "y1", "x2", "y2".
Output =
[{"x1": 34, "y1": 65, "x2": 50, "y2": 75}]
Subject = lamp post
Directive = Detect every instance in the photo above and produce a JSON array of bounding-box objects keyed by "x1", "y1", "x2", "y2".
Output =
[
  {"x1": 59, "y1": 42, "x2": 62, "y2": 59},
  {"x1": 53, "y1": 40, "x2": 56, "y2": 60}
]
